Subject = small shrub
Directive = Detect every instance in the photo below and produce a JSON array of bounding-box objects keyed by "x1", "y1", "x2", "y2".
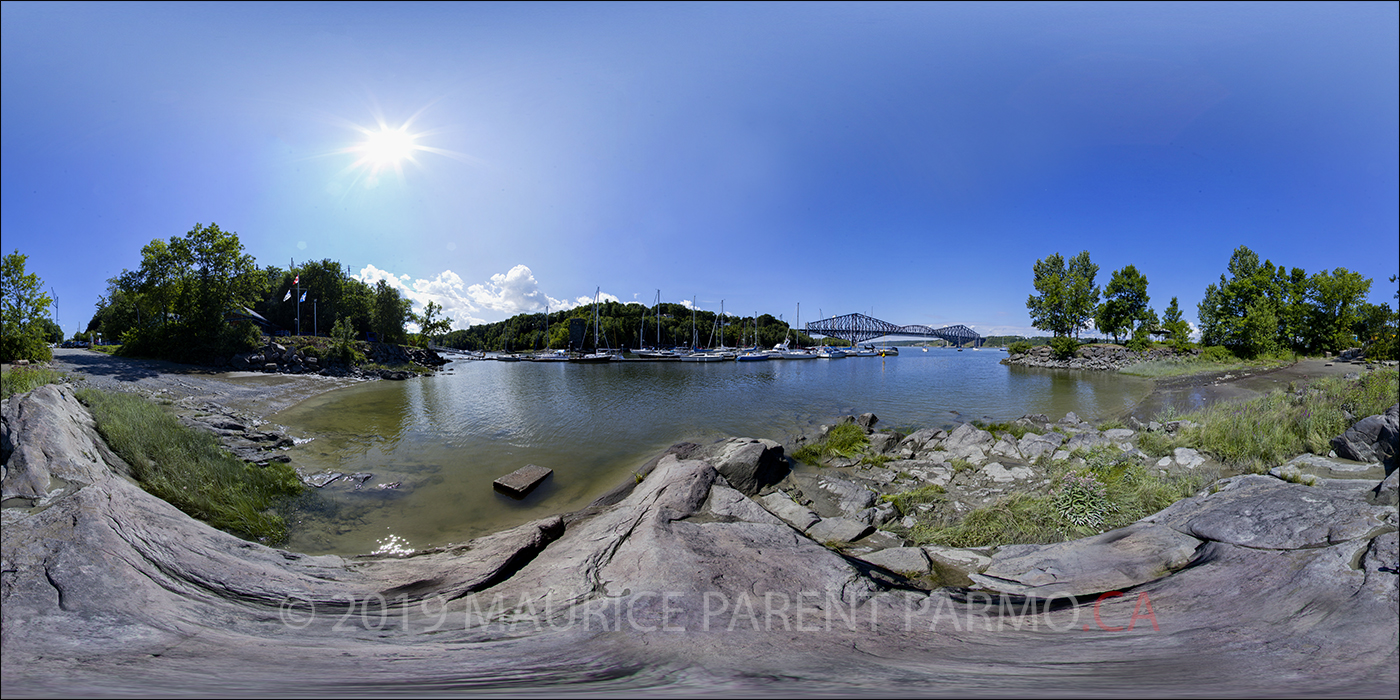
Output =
[
  {"x1": 1053, "y1": 473, "x2": 1116, "y2": 533},
  {"x1": 1050, "y1": 336, "x2": 1079, "y2": 360},
  {"x1": 1008, "y1": 340, "x2": 1032, "y2": 355},
  {"x1": 1135, "y1": 430, "x2": 1177, "y2": 458},
  {"x1": 1200, "y1": 345, "x2": 1235, "y2": 363}
]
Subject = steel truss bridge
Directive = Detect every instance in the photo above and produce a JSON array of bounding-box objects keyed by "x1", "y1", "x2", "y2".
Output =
[{"x1": 805, "y1": 313, "x2": 984, "y2": 347}]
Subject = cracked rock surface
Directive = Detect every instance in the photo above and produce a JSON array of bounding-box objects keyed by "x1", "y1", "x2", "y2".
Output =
[{"x1": 2, "y1": 386, "x2": 1397, "y2": 696}]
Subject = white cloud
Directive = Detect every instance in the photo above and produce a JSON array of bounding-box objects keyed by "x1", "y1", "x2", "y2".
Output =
[{"x1": 355, "y1": 263, "x2": 617, "y2": 331}]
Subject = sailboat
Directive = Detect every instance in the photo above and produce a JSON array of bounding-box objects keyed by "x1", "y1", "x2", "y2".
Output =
[
  {"x1": 635, "y1": 290, "x2": 680, "y2": 358},
  {"x1": 737, "y1": 312, "x2": 769, "y2": 361},
  {"x1": 778, "y1": 303, "x2": 816, "y2": 359},
  {"x1": 531, "y1": 304, "x2": 569, "y2": 361},
  {"x1": 569, "y1": 288, "x2": 613, "y2": 363}
]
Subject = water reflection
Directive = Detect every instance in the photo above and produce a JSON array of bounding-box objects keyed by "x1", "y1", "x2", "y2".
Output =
[{"x1": 272, "y1": 350, "x2": 1153, "y2": 555}]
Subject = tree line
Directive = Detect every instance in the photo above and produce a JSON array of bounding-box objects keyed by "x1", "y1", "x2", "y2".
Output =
[
  {"x1": 85, "y1": 223, "x2": 440, "y2": 363},
  {"x1": 1026, "y1": 245, "x2": 1397, "y2": 359},
  {"x1": 440, "y1": 302, "x2": 815, "y2": 352}
]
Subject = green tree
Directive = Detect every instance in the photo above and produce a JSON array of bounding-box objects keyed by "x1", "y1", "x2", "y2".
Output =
[
  {"x1": 1239, "y1": 297, "x2": 1279, "y2": 358},
  {"x1": 1305, "y1": 268, "x2": 1371, "y2": 353},
  {"x1": 1198, "y1": 246, "x2": 1278, "y2": 352},
  {"x1": 1027, "y1": 253, "x2": 1072, "y2": 337},
  {"x1": 169, "y1": 222, "x2": 264, "y2": 344},
  {"x1": 413, "y1": 300, "x2": 453, "y2": 341},
  {"x1": 1066, "y1": 251, "x2": 1100, "y2": 340},
  {"x1": 1161, "y1": 297, "x2": 1191, "y2": 349},
  {"x1": 1, "y1": 250, "x2": 55, "y2": 363},
  {"x1": 370, "y1": 280, "x2": 411, "y2": 344},
  {"x1": 1095, "y1": 265, "x2": 1149, "y2": 344}
]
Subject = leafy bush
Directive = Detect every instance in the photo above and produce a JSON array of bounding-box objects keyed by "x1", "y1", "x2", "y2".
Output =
[
  {"x1": 1008, "y1": 340, "x2": 1033, "y2": 355},
  {"x1": 1125, "y1": 329, "x2": 1152, "y2": 353},
  {"x1": 1053, "y1": 473, "x2": 1116, "y2": 533},
  {"x1": 1200, "y1": 345, "x2": 1235, "y2": 363},
  {"x1": 1050, "y1": 336, "x2": 1079, "y2": 360}
]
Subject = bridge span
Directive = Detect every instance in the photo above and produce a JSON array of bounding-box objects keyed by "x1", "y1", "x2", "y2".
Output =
[{"x1": 805, "y1": 313, "x2": 983, "y2": 347}]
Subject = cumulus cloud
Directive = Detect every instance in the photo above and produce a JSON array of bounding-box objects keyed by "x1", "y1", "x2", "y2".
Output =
[{"x1": 354, "y1": 263, "x2": 615, "y2": 332}]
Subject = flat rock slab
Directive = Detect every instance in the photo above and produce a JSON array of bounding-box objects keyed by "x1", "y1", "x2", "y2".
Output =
[
  {"x1": 806, "y1": 517, "x2": 874, "y2": 544},
  {"x1": 757, "y1": 492, "x2": 820, "y2": 531},
  {"x1": 1145, "y1": 474, "x2": 1394, "y2": 549},
  {"x1": 858, "y1": 547, "x2": 931, "y2": 575},
  {"x1": 493, "y1": 464, "x2": 553, "y2": 497},
  {"x1": 969, "y1": 523, "x2": 1202, "y2": 597}
]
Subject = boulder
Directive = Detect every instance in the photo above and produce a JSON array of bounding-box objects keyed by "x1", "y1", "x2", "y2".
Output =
[
  {"x1": 1330, "y1": 404, "x2": 1399, "y2": 466},
  {"x1": 867, "y1": 432, "x2": 899, "y2": 454},
  {"x1": 942, "y1": 423, "x2": 993, "y2": 453},
  {"x1": 1, "y1": 385, "x2": 125, "y2": 502},
  {"x1": 922, "y1": 545, "x2": 992, "y2": 574},
  {"x1": 700, "y1": 437, "x2": 787, "y2": 497},
  {"x1": 856, "y1": 412, "x2": 879, "y2": 432},
  {"x1": 1171, "y1": 447, "x2": 1206, "y2": 470},
  {"x1": 896, "y1": 427, "x2": 944, "y2": 455},
  {"x1": 1064, "y1": 431, "x2": 1108, "y2": 452},
  {"x1": 989, "y1": 436, "x2": 1022, "y2": 461},
  {"x1": 980, "y1": 462, "x2": 1034, "y2": 484},
  {"x1": 493, "y1": 464, "x2": 552, "y2": 497},
  {"x1": 968, "y1": 523, "x2": 1202, "y2": 597},
  {"x1": 1017, "y1": 432, "x2": 1064, "y2": 461}
]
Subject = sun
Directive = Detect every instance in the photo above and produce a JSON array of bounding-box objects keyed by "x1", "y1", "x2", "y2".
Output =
[{"x1": 353, "y1": 126, "x2": 420, "y2": 172}]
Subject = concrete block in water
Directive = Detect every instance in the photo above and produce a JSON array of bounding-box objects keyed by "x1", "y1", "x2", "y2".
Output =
[{"x1": 494, "y1": 464, "x2": 552, "y2": 497}]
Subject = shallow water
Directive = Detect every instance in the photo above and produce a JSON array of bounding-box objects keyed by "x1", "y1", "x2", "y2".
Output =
[{"x1": 270, "y1": 349, "x2": 1153, "y2": 555}]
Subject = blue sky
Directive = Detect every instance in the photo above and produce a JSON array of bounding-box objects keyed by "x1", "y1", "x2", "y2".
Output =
[{"x1": 3, "y1": 2, "x2": 1396, "y2": 339}]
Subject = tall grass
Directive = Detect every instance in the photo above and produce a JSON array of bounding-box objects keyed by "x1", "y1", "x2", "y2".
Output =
[
  {"x1": 1147, "y1": 368, "x2": 1398, "y2": 473},
  {"x1": 75, "y1": 388, "x2": 304, "y2": 543},
  {"x1": 1120, "y1": 355, "x2": 1294, "y2": 378},
  {"x1": 1, "y1": 366, "x2": 69, "y2": 399},
  {"x1": 909, "y1": 447, "x2": 1204, "y2": 548}
]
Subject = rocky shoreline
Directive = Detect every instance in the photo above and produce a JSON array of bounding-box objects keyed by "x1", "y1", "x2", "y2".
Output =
[
  {"x1": 2, "y1": 351, "x2": 1396, "y2": 696},
  {"x1": 1002, "y1": 343, "x2": 1192, "y2": 371}
]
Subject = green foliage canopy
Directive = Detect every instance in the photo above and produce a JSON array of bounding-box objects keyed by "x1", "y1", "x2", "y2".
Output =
[{"x1": 1, "y1": 250, "x2": 55, "y2": 363}]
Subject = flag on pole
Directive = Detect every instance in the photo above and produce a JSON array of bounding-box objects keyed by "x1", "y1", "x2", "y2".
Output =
[
  {"x1": 299, "y1": 291, "x2": 307, "y2": 302},
  {"x1": 283, "y1": 290, "x2": 291, "y2": 301},
  {"x1": 294, "y1": 275, "x2": 300, "y2": 285}
]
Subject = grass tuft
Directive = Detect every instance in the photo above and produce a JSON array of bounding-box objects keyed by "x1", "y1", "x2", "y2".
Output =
[
  {"x1": 75, "y1": 388, "x2": 304, "y2": 543},
  {"x1": 793, "y1": 423, "x2": 870, "y2": 465},
  {"x1": 1, "y1": 366, "x2": 71, "y2": 399}
]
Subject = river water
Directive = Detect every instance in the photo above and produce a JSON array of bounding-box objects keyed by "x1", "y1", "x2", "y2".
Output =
[{"x1": 271, "y1": 348, "x2": 1153, "y2": 555}]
